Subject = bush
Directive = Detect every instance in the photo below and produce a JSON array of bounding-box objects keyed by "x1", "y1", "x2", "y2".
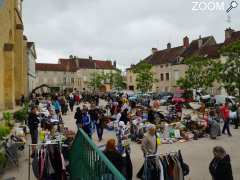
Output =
[
  {"x1": 0, "y1": 124, "x2": 11, "y2": 140},
  {"x1": 3, "y1": 112, "x2": 12, "y2": 122},
  {"x1": 14, "y1": 110, "x2": 27, "y2": 123},
  {"x1": 2, "y1": 112, "x2": 14, "y2": 129}
]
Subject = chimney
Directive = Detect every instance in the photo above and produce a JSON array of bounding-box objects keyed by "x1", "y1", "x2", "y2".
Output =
[
  {"x1": 225, "y1": 28, "x2": 235, "y2": 40},
  {"x1": 151, "y1": 48, "x2": 158, "y2": 54},
  {"x1": 113, "y1": 60, "x2": 116, "y2": 68},
  {"x1": 89, "y1": 56, "x2": 93, "y2": 60},
  {"x1": 167, "y1": 43, "x2": 171, "y2": 49},
  {"x1": 198, "y1": 35, "x2": 203, "y2": 49},
  {"x1": 183, "y1": 36, "x2": 189, "y2": 48},
  {"x1": 75, "y1": 59, "x2": 79, "y2": 68}
]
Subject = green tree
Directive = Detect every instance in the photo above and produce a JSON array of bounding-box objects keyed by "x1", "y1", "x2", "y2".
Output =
[
  {"x1": 88, "y1": 72, "x2": 104, "y2": 91},
  {"x1": 133, "y1": 61, "x2": 155, "y2": 93},
  {"x1": 102, "y1": 70, "x2": 126, "y2": 91},
  {"x1": 220, "y1": 40, "x2": 240, "y2": 96},
  {"x1": 177, "y1": 56, "x2": 221, "y2": 90},
  {"x1": 112, "y1": 70, "x2": 126, "y2": 91}
]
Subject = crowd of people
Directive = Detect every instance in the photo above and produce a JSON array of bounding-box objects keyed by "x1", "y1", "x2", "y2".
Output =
[{"x1": 26, "y1": 91, "x2": 238, "y2": 180}]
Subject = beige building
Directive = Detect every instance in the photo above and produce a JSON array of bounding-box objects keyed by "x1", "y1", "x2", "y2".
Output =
[
  {"x1": 0, "y1": 0, "x2": 29, "y2": 110},
  {"x1": 127, "y1": 28, "x2": 240, "y2": 94},
  {"x1": 27, "y1": 42, "x2": 37, "y2": 94},
  {"x1": 36, "y1": 57, "x2": 117, "y2": 92}
]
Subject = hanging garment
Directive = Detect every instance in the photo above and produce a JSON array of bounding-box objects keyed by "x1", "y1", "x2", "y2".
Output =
[
  {"x1": 158, "y1": 159, "x2": 165, "y2": 180},
  {"x1": 161, "y1": 158, "x2": 170, "y2": 180},
  {"x1": 32, "y1": 150, "x2": 39, "y2": 178},
  {"x1": 178, "y1": 150, "x2": 190, "y2": 177},
  {"x1": 143, "y1": 158, "x2": 161, "y2": 180}
]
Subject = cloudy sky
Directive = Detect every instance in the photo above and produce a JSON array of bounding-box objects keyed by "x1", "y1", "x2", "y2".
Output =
[{"x1": 23, "y1": 0, "x2": 240, "y2": 69}]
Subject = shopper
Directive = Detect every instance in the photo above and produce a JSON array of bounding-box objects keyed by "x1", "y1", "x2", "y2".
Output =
[
  {"x1": 28, "y1": 106, "x2": 39, "y2": 155},
  {"x1": 221, "y1": 103, "x2": 232, "y2": 136},
  {"x1": 74, "y1": 107, "x2": 83, "y2": 129},
  {"x1": 147, "y1": 107, "x2": 155, "y2": 124},
  {"x1": 119, "y1": 108, "x2": 129, "y2": 125},
  {"x1": 208, "y1": 110, "x2": 221, "y2": 139},
  {"x1": 116, "y1": 108, "x2": 122, "y2": 122},
  {"x1": 52, "y1": 96, "x2": 62, "y2": 122},
  {"x1": 68, "y1": 93, "x2": 75, "y2": 112},
  {"x1": 95, "y1": 111, "x2": 105, "y2": 141},
  {"x1": 209, "y1": 146, "x2": 233, "y2": 180},
  {"x1": 82, "y1": 109, "x2": 92, "y2": 138},
  {"x1": 103, "y1": 139, "x2": 124, "y2": 174},
  {"x1": 137, "y1": 124, "x2": 158, "y2": 179}
]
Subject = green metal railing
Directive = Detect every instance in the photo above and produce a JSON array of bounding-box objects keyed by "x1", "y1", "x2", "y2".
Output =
[{"x1": 69, "y1": 128, "x2": 126, "y2": 180}]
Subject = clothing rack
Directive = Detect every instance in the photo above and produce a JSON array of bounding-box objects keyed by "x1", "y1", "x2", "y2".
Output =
[
  {"x1": 146, "y1": 151, "x2": 178, "y2": 158},
  {"x1": 28, "y1": 141, "x2": 63, "y2": 180}
]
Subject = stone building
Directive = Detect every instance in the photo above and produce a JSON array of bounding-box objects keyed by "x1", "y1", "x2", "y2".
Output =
[
  {"x1": 27, "y1": 42, "x2": 37, "y2": 94},
  {"x1": 126, "y1": 28, "x2": 240, "y2": 94},
  {"x1": 36, "y1": 57, "x2": 117, "y2": 92},
  {"x1": 0, "y1": 0, "x2": 29, "y2": 110}
]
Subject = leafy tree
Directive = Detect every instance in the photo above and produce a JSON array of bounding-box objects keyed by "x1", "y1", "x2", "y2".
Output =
[
  {"x1": 133, "y1": 61, "x2": 155, "y2": 93},
  {"x1": 112, "y1": 70, "x2": 126, "y2": 91},
  {"x1": 220, "y1": 40, "x2": 240, "y2": 96},
  {"x1": 177, "y1": 56, "x2": 221, "y2": 90},
  {"x1": 88, "y1": 72, "x2": 104, "y2": 91},
  {"x1": 102, "y1": 70, "x2": 126, "y2": 91}
]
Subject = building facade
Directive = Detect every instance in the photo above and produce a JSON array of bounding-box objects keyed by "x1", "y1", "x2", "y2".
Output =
[
  {"x1": 36, "y1": 57, "x2": 117, "y2": 92},
  {"x1": 0, "y1": 0, "x2": 28, "y2": 110},
  {"x1": 27, "y1": 42, "x2": 37, "y2": 94},
  {"x1": 126, "y1": 28, "x2": 240, "y2": 94}
]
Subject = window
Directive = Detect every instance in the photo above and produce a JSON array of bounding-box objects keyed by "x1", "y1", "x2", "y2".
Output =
[
  {"x1": 71, "y1": 78, "x2": 74, "y2": 84},
  {"x1": 160, "y1": 65, "x2": 163, "y2": 68},
  {"x1": 165, "y1": 64, "x2": 168, "y2": 67},
  {"x1": 130, "y1": 76, "x2": 132, "y2": 83},
  {"x1": 166, "y1": 73, "x2": 169, "y2": 81},
  {"x1": 174, "y1": 70, "x2": 180, "y2": 81},
  {"x1": 160, "y1": 74, "x2": 164, "y2": 81},
  {"x1": 63, "y1": 77, "x2": 67, "y2": 85}
]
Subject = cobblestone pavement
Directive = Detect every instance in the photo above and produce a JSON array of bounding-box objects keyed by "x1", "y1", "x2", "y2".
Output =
[{"x1": 1, "y1": 100, "x2": 240, "y2": 180}]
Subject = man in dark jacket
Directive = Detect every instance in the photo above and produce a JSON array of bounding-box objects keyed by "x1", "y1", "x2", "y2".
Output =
[
  {"x1": 209, "y1": 146, "x2": 233, "y2": 180},
  {"x1": 28, "y1": 106, "x2": 39, "y2": 144},
  {"x1": 28, "y1": 106, "x2": 39, "y2": 156}
]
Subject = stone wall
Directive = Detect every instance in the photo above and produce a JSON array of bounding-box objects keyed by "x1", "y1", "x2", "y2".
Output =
[{"x1": 0, "y1": 0, "x2": 28, "y2": 110}]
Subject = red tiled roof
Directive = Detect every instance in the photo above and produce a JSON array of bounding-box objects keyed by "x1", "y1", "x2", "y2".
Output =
[
  {"x1": 94, "y1": 60, "x2": 114, "y2": 69},
  {"x1": 59, "y1": 58, "x2": 115, "y2": 70},
  {"x1": 199, "y1": 43, "x2": 223, "y2": 59},
  {"x1": 181, "y1": 36, "x2": 215, "y2": 58},
  {"x1": 224, "y1": 31, "x2": 240, "y2": 45},
  {"x1": 36, "y1": 63, "x2": 67, "y2": 72},
  {"x1": 143, "y1": 46, "x2": 186, "y2": 65}
]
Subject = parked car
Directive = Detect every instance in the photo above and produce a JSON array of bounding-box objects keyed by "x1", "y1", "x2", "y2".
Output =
[
  {"x1": 160, "y1": 95, "x2": 173, "y2": 105},
  {"x1": 214, "y1": 95, "x2": 236, "y2": 107},
  {"x1": 172, "y1": 89, "x2": 193, "y2": 104}
]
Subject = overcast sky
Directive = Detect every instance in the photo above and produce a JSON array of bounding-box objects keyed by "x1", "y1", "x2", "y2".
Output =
[{"x1": 23, "y1": 0, "x2": 240, "y2": 70}]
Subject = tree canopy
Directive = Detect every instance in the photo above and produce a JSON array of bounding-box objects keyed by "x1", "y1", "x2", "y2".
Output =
[
  {"x1": 133, "y1": 61, "x2": 155, "y2": 93},
  {"x1": 220, "y1": 40, "x2": 240, "y2": 96},
  {"x1": 177, "y1": 56, "x2": 221, "y2": 90}
]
